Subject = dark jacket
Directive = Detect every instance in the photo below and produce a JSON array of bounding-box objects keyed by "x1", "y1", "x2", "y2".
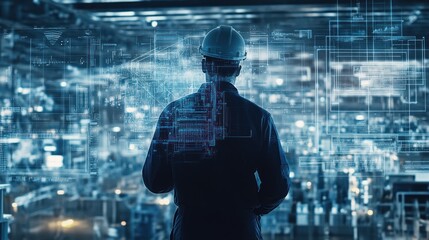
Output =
[{"x1": 143, "y1": 81, "x2": 290, "y2": 240}]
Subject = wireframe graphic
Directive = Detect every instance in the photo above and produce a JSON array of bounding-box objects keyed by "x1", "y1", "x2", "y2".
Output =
[
  {"x1": 0, "y1": 28, "x2": 99, "y2": 181},
  {"x1": 314, "y1": 0, "x2": 427, "y2": 176}
]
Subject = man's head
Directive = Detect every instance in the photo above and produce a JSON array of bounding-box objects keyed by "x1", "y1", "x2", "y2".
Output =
[{"x1": 200, "y1": 25, "x2": 246, "y2": 83}]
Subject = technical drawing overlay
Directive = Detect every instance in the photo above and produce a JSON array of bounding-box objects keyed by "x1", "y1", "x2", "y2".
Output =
[
  {"x1": 120, "y1": 30, "x2": 206, "y2": 157},
  {"x1": 1, "y1": 0, "x2": 428, "y2": 182},
  {"x1": 0, "y1": 29, "x2": 99, "y2": 182},
  {"x1": 314, "y1": 0, "x2": 428, "y2": 177},
  {"x1": 119, "y1": 27, "x2": 316, "y2": 161},
  {"x1": 246, "y1": 27, "x2": 315, "y2": 154}
]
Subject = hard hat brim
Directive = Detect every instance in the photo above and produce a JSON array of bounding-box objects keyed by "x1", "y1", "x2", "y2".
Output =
[{"x1": 199, "y1": 46, "x2": 246, "y2": 61}]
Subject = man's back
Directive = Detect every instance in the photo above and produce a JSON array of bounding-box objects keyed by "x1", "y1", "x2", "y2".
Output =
[{"x1": 143, "y1": 81, "x2": 290, "y2": 240}]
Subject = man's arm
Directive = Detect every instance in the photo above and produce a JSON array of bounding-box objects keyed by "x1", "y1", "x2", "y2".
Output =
[
  {"x1": 255, "y1": 113, "x2": 290, "y2": 215},
  {"x1": 142, "y1": 110, "x2": 174, "y2": 193}
]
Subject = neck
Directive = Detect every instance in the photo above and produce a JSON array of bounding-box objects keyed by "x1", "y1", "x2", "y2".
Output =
[{"x1": 205, "y1": 74, "x2": 236, "y2": 85}]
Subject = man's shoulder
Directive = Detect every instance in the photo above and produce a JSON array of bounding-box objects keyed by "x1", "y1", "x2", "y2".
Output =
[
  {"x1": 161, "y1": 92, "x2": 271, "y2": 118},
  {"x1": 161, "y1": 93, "x2": 199, "y2": 112},
  {"x1": 229, "y1": 94, "x2": 271, "y2": 117}
]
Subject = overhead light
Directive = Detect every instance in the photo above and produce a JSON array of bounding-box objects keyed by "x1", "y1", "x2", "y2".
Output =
[
  {"x1": 268, "y1": 94, "x2": 280, "y2": 104},
  {"x1": 295, "y1": 120, "x2": 305, "y2": 128},
  {"x1": 297, "y1": 52, "x2": 312, "y2": 59},
  {"x1": 102, "y1": 16, "x2": 139, "y2": 22},
  {"x1": 1, "y1": 108, "x2": 12, "y2": 116},
  {"x1": 114, "y1": 11, "x2": 135, "y2": 17},
  {"x1": 151, "y1": 21, "x2": 158, "y2": 28},
  {"x1": 35, "y1": 106, "x2": 44, "y2": 112},
  {"x1": 46, "y1": 155, "x2": 64, "y2": 168},
  {"x1": 146, "y1": 16, "x2": 166, "y2": 21},
  {"x1": 275, "y1": 78, "x2": 284, "y2": 86},
  {"x1": 125, "y1": 107, "x2": 137, "y2": 113},
  {"x1": 137, "y1": 11, "x2": 161, "y2": 16},
  {"x1": 235, "y1": 9, "x2": 247, "y2": 13},
  {"x1": 20, "y1": 88, "x2": 31, "y2": 95},
  {"x1": 360, "y1": 80, "x2": 371, "y2": 87},
  {"x1": 112, "y1": 127, "x2": 121, "y2": 132},
  {"x1": 11, "y1": 202, "x2": 18, "y2": 212},
  {"x1": 95, "y1": 11, "x2": 135, "y2": 17},
  {"x1": 330, "y1": 63, "x2": 343, "y2": 71},
  {"x1": 44, "y1": 145, "x2": 57, "y2": 152},
  {"x1": 355, "y1": 115, "x2": 365, "y2": 121},
  {"x1": 166, "y1": 9, "x2": 191, "y2": 15}
]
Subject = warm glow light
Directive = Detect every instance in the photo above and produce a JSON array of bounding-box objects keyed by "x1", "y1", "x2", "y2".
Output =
[
  {"x1": 11, "y1": 202, "x2": 19, "y2": 213},
  {"x1": 367, "y1": 209, "x2": 374, "y2": 216},
  {"x1": 115, "y1": 189, "x2": 121, "y2": 195},
  {"x1": 57, "y1": 190, "x2": 65, "y2": 195},
  {"x1": 12, "y1": 202, "x2": 18, "y2": 212},
  {"x1": 156, "y1": 197, "x2": 171, "y2": 206},
  {"x1": 121, "y1": 221, "x2": 127, "y2": 226},
  {"x1": 61, "y1": 219, "x2": 75, "y2": 228}
]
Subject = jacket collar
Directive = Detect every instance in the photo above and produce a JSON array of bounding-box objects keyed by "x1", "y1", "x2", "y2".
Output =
[{"x1": 198, "y1": 81, "x2": 239, "y2": 95}]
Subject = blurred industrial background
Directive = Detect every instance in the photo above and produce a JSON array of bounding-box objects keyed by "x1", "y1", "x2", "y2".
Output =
[{"x1": 0, "y1": 0, "x2": 429, "y2": 239}]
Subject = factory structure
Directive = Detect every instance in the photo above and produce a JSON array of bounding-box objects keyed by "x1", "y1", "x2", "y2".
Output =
[{"x1": 0, "y1": 0, "x2": 429, "y2": 239}]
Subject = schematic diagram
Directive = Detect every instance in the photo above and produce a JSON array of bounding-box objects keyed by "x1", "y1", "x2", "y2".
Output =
[
  {"x1": 311, "y1": 0, "x2": 428, "y2": 176},
  {"x1": 0, "y1": 29, "x2": 99, "y2": 181}
]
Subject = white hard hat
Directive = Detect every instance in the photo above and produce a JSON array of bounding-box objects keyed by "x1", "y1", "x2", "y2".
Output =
[{"x1": 199, "y1": 25, "x2": 247, "y2": 61}]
